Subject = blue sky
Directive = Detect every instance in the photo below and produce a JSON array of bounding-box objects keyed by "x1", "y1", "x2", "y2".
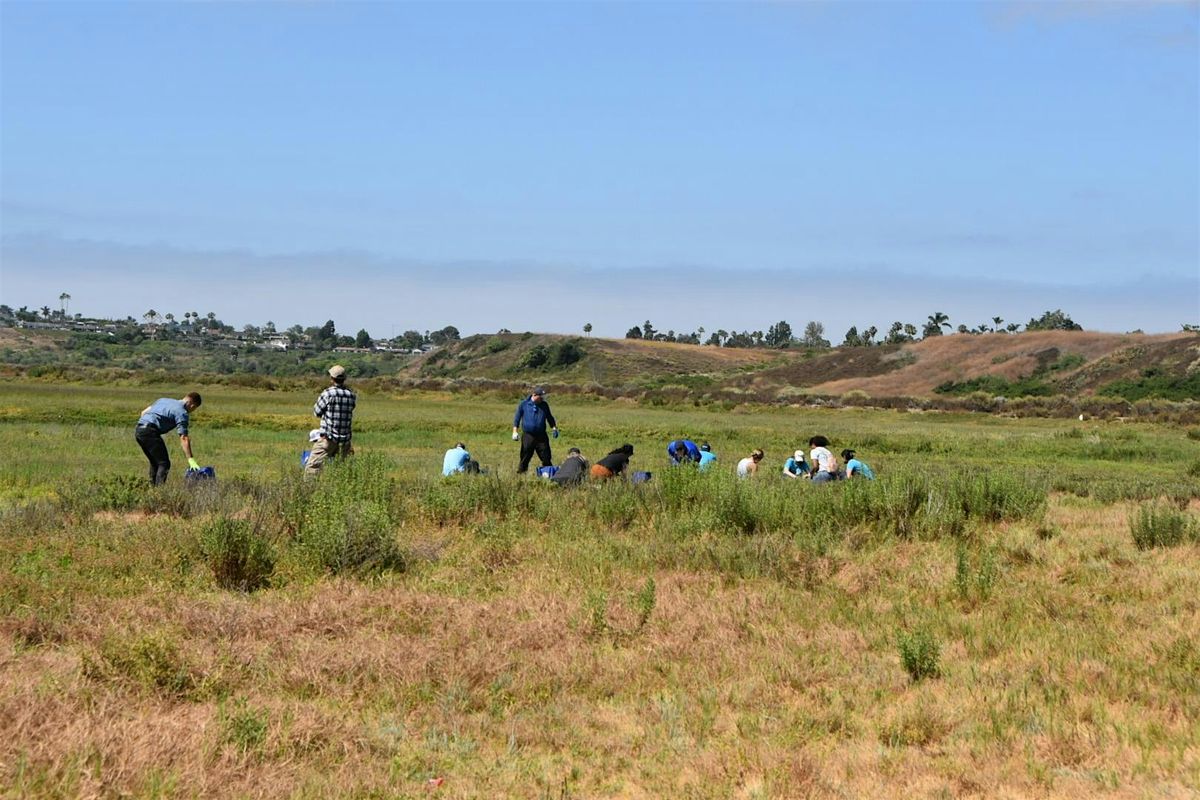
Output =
[{"x1": 2, "y1": 1, "x2": 1197, "y2": 338}]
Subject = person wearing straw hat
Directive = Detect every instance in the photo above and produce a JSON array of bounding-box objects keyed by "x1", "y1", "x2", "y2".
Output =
[{"x1": 305, "y1": 365, "x2": 356, "y2": 476}]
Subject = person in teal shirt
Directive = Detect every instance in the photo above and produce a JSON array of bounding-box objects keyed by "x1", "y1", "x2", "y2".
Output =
[
  {"x1": 782, "y1": 450, "x2": 810, "y2": 479},
  {"x1": 841, "y1": 449, "x2": 875, "y2": 479},
  {"x1": 698, "y1": 442, "x2": 717, "y2": 470}
]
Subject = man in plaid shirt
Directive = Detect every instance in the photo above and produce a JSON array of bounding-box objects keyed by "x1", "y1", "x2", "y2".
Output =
[{"x1": 305, "y1": 364, "x2": 357, "y2": 475}]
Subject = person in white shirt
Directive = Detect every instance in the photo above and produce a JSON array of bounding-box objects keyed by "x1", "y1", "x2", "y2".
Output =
[
  {"x1": 736, "y1": 448, "x2": 764, "y2": 478},
  {"x1": 808, "y1": 436, "x2": 840, "y2": 484}
]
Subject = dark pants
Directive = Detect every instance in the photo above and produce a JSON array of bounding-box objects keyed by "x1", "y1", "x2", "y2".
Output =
[
  {"x1": 135, "y1": 425, "x2": 170, "y2": 485},
  {"x1": 517, "y1": 431, "x2": 552, "y2": 474}
]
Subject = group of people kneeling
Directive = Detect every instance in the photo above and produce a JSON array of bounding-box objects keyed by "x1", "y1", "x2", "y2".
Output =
[
  {"x1": 441, "y1": 433, "x2": 873, "y2": 486},
  {"x1": 443, "y1": 441, "x2": 640, "y2": 486}
]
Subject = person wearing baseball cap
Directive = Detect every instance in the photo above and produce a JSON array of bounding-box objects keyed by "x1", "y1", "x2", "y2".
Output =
[
  {"x1": 305, "y1": 364, "x2": 356, "y2": 476},
  {"x1": 512, "y1": 385, "x2": 558, "y2": 474},
  {"x1": 782, "y1": 449, "x2": 810, "y2": 479}
]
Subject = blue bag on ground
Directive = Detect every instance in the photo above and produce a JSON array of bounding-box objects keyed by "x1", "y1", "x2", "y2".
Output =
[
  {"x1": 184, "y1": 466, "x2": 216, "y2": 483},
  {"x1": 537, "y1": 465, "x2": 559, "y2": 479}
]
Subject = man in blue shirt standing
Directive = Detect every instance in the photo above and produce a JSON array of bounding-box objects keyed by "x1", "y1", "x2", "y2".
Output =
[
  {"x1": 512, "y1": 385, "x2": 558, "y2": 474},
  {"x1": 135, "y1": 392, "x2": 202, "y2": 485}
]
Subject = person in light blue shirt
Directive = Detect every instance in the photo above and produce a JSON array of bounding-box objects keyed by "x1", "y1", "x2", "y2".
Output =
[
  {"x1": 442, "y1": 442, "x2": 479, "y2": 476},
  {"x1": 698, "y1": 442, "x2": 717, "y2": 471},
  {"x1": 841, "y1": 449, "x2": 876, "y2": 480},
  {"x1": 135, "y1": 392, "x2": 202, "y2": 485}
]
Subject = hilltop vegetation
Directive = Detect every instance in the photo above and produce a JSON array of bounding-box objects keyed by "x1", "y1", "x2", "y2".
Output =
[
  {"x1": 414, "y1": 328, "x2": 1199, "y2": 409},
  {"x1": 3, "y1": 325, "x2": 1198, "y2": 418}
]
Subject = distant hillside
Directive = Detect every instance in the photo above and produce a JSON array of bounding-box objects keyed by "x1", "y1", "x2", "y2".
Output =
[
  {"x1": 413, "y1": 330, "x2": 1200, "y2": 403},
  {"x1": 2, "y1": 326, "x2": 1197, "y2": 407}
]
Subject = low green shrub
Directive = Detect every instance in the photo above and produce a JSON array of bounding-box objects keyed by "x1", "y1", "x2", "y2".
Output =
[
  {"x1": 954, "y1": 543, "x2": 998, "y2": 604},
  {"x1": 1129, "y1": 502, "x2": 1198, "y2": 550},
  {"x1": 219, "y1": 697, "x2": 270, "y2": 755},
  {"x1": 198, "y1": 516, "x2": 275, "y2": 591},
  {"x1": 634, "y1": 577, "x2": 656, "y2": 631},
  {"x1": 86, "y1": 631, "x2": 200, "y2": 698},
  {"x1": 951, "y1": 471, "x2": 1046, "y2": 523},
  {"x1": 65, "y1": 474, "x2": 149, "y2": 513},
  {"x1": 295, "y1": 454, "x2": 405, "y2": 575},
  {"x1": 897, "y1": 627, "x2": 941, "y2": 681}
]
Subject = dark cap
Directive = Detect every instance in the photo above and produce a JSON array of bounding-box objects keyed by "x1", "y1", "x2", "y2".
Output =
[
  {"x1": 532, "y1": 386, "x2": 546, "y2": 396},
  {"x1": 568, "y1": 447, "x2": 581, "y2": 455}
]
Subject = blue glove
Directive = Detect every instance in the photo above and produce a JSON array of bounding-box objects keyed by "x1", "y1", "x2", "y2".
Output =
[{"x1": 551, "y1": 428, "x2": 559, "y2": 439}]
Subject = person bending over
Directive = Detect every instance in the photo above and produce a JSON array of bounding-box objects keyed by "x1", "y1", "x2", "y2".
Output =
[{"x1": 135, "y1": 392, "x2": 202, "y2": 485}]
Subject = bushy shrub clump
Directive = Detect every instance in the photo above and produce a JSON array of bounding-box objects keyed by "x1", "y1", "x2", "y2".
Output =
[
  {"x1": 1130, "y1": 502, "x2": 1198, "y2": 550},
  {"x1": 295, "y1": 453, "x2": 405, "y2": 575},
  {"x1": 897, "y1": 627, "x2": 941, "y2": 681},
  {"x1": 199, "y1": 516, "x2": 276, "y2": 591},
  {"x1": 84, "y1": 631, "x2": 200, "y2": 699}
]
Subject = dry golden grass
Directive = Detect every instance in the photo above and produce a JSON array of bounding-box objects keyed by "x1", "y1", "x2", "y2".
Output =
[
  {"x1": 3, "y1": 494, "x2": 1198, "y2": 798},
  {"x1": 812, "y1": 331, "x2": 1191, "y2": 397}
]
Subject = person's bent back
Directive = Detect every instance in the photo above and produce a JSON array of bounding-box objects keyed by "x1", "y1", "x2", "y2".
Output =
[
  {"x1": 443, "y1": 442, "x2": 479, "y2": 476},
  {"x1": 552, "y1": 448, "x2": 589, "y2": 486},
  {"x1": 667, "y1": 439, "x2": 702, "y2": 466},
  {"x1": 591, "y1": 444, "x2": 634, "y2": 480}
]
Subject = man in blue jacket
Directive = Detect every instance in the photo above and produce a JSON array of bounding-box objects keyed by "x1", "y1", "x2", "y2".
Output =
[
  {"x1": 667, "y1": 439, "x2": 702, "y2": 465},
  {"x1": 512, "y1": 386, "x2": 558, "y2": 474}
]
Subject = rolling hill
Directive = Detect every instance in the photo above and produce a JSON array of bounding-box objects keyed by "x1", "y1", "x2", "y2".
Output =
[{"x1": 412, "y1": 329, "x2": 1200, "y2": 403}]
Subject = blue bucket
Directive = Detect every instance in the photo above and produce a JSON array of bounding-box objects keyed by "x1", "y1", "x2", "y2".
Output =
[{"x1": 184, "y1": 466, "x2": 216, "y2": 483}]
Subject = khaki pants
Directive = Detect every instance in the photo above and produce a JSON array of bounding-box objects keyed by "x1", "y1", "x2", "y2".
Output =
[{"x1": 304, "y1": 436, "x2": 353, "y2": 476}]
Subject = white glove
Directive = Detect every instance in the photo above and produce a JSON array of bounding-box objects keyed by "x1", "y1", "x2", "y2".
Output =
[{"x1": 512, "y1": 431, "x2": 520, "y2": 441}]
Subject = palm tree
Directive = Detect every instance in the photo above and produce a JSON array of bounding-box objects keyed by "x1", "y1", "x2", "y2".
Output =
[
  {"x1": 583, "y1": 323, "x2": 592, "y2": 336},
  {"x1": 40, "y1": 306, "x2": 51, "y2": 320},
  {"x1": 164, "y1": 313, "x2": 175, "y2": 326},
  {"x1": 992, "y1": 316, "x2": 1004, "y2": 332},
  {"x1": 58, "y1": 292, "x2": 71, "y2": 317},
  {"x1": 923, "y1": 312, "x2": 951, "y2": 338},
  {"x1": 144, "y1": 309, "x2": 158, "y2": 325}
]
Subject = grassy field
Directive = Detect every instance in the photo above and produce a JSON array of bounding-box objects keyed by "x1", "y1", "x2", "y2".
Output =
[{"x1": 1, "y1": 381, "x2": 1198, "y2": 798}]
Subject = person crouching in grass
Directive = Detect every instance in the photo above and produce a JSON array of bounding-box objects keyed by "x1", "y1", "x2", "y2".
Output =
[{"x1": 591, "y1": 444, "x2": 634, "y2": 480}]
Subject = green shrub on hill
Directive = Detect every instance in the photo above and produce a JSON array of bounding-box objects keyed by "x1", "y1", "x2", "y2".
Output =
[{"x1": 1098, "y1": 368, "x2": 1200, "y2": 402}]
